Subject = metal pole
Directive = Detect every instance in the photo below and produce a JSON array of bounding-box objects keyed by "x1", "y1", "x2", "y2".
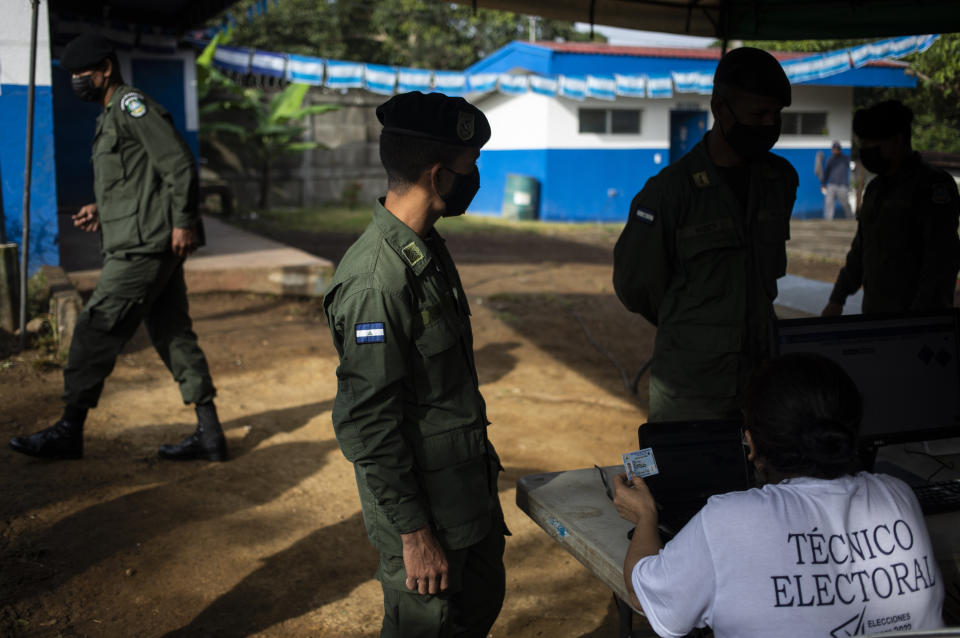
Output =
[
  {"x1": 0, "y1": 160, "x2": 6, "y2": 244},
  {"x1": 20, "y1": 0, "x2": 39, "y2": 349}
]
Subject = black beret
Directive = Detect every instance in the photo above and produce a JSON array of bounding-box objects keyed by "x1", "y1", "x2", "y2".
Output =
[
  {"x1": 714, "y1": 47, "x2": 792, "y2": 107},
  {"x1": 853, "y1": 100, "x2": 913, "y2": 140},
  {"x1": 61, "y1": 34, "x2": 115, "y2": 73},
  {"x1": 377, "y1": 91, "x2": 491, "y2": 148}
]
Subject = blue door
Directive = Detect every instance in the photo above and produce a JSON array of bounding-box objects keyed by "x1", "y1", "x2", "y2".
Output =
[{"x1": 669, "y1": 110, "x2": 708, "y2": 164}]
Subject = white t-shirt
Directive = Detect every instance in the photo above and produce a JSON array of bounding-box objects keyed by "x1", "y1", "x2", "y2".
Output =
[{"x1": 631, "y1": 472, "x2": 944, "y2": 638}]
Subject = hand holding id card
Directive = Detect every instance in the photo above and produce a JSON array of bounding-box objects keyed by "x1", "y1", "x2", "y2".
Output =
[{"x1": 622, "y1": 447, "x2": 659, "y2": 480}]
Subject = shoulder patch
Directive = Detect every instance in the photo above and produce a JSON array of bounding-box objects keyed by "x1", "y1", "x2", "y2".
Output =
[
  {"x1": 120, "y1": 92, "x2": 147, "y2": 118},
  {"x1": 932, "y1": 182, "x2": 952, "y2": 205},
  {"x1": 355, "y1": 322, "x2": 385, "y2": 344},
  {"x1": 401, "y1": 241, "x2": 424, "y2": 266},
  {"x1": 692, "y1": 171, "x2": 710, "y2": 187},
  {"x1": 634, "y1": 207, "x2": 656, "y2": 224}
]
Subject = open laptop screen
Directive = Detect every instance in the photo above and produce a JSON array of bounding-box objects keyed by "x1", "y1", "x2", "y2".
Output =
[{"x1": 774, "y1": 311, "x2": 960, "y2": 447}]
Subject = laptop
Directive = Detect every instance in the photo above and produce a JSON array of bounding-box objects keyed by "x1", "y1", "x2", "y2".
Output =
[{"x1": 637, "y1": 419, "x2": 755, "y2": 537}]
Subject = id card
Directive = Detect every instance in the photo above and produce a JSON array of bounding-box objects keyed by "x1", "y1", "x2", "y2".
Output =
[{"x1": 622, "y1": 448, "x2": 659, "y2": 479}]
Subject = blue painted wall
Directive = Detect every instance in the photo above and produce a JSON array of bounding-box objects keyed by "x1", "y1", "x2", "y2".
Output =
[
  {"x1": 476, "y1": 147, "x2": 665, "y2": 222},
  {"x1": 0, "y1": 84, "x2": 60, "y2": 271},
  {"x1": 475, "y1": 145, "x2": 845, "y2": 223}
]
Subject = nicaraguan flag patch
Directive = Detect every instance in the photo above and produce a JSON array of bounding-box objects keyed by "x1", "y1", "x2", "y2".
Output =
[
  {"x1": 355, "y1": 322, "x2": 385, "y2": 344},
  {"x1": 635, "y1": 207, "x2": 656, "y2": 224}
]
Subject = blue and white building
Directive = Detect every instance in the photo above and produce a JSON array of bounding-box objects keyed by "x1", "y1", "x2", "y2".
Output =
[
  {"x1": 466, "y1": 41, "x2": 919, "y2": 221},
  {"x1": 1, "y1": 3, "x2": 233, "y2": 273}
]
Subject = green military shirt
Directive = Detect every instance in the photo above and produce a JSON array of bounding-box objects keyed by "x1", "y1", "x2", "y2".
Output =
[
  {"x1": 613, "y1": 137, "x2": 798, "y2": 421},
  {"x1": 324, "y1": 199, "x2": 501, "y2": 560},
  {"x1": 830, "y1": 153, "x2": 960, "y2": 313},
  {"x1": 93, "y1": 85, "x2": 200, "y2": 255}
]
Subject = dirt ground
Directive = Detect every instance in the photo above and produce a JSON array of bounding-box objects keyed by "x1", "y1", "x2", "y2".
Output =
[{"x1": 0, "y1": 225, "x2": 842, "y2": 638}]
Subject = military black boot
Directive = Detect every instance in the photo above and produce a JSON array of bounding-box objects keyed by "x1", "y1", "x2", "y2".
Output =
[
  {"x1": 158, "y1": 402, "x2": 228, "y2": 462},
  {"x1": 9, "y1": 419, "x2": 84, "y2": 460}
]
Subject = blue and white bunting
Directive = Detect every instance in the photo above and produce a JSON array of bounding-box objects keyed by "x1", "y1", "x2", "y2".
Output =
[
  {"x1": 433, "y1": 71, "x2": 467, "y2": 95},
  {"x1": 199, "y1": 33, "x2": 934, "y2": 103},
  {"x1": 251, "y1": 50, "x2": 287, "y2": 78},
  {"x1": 529, "y1": 75, "x2": 558, "y2": 97},
  {"x1": 325, "y1": 60, "x2": 364, "y2": 89},
  {"x1": 781, "y1": 50, "x2": 852, "y2": 84},
  {"x1": 849, "y1": 34, "x2": 937, "y2": 67},
  {"x1": 467, "y1": 73, "x2": 498, "y2": 94},
  {"x1": 212, "y1": 46, "x2": 251, "y2": 74},
  {"x1": 498, "y1": 74, "x2": 529, "y2": 96},
  {"x1": 614, "y1": 74, "x2": 646, "y2": 98},
  {"x1": 287, "y1": 54, "x2": 325, "y2": 85},
  {"x1": 671, "y1": 71, "x2": 713, "y2": 94},
  {"x1": 646, "y1": 75, "x2": 673, "y2": 99},
  {"x1": 398, "y1": 68, "x2": 432, "y2": 93},
  {"x1": 586, "y1": 75, "x2": 616, "y2": 100},
  {"x1": 559, "y1": 75, "x2": 586, "y2": 100},
  {"x1": 364, "y1": 64, "x2": 397, "y2": 95}
]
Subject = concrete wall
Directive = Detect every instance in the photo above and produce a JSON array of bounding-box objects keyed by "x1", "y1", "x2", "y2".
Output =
[
  {"x1": 0, "y1": 1, "x2": 59, "y2": 271},
  {"x1": 209, "y1": 90, "x2": 387, "y2": 212}
]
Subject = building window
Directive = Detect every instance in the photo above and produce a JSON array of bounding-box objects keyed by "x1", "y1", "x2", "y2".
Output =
[
  {"x1": 781, "y1": 111, "x2": 828, "y2": 136},
  {"x1": 579, "y1": 108, "x2": 642, "y2": 134}
]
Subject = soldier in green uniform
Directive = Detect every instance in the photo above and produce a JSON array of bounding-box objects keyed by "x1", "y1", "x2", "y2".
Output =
[
  {"x1": 323, "y1": 92, "x2": 506, "y2": 637},
  {"x1": 613, "y1": 48, "x2": 798, "y2": 422},
  {"x1": 823, "y1": 100, "x2": 960, "y2": 316},
  {"x1": 9, "y1": 34, "x2": 226, "y2": 462}
]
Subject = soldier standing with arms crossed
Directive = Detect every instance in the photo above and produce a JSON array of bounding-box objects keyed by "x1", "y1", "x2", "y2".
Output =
[
  {"x1": 323, "y1": 92, "x2": 506, "y2": 637},
  {"x1": 9, "y1": 34, "x2": 226, "y2": 462},
  {"x1": 613, "y1": 48, "x2": 798, "y2": 422}
]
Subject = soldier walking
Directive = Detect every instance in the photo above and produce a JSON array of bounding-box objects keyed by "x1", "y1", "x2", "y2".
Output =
[{"x1": 9, "y1": 34, "x2": 226, "y2": 462}]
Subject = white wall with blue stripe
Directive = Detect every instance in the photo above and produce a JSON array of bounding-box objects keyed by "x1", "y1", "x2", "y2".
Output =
[{"x1": 0, "y1": 1, "x2": 59, "y2": 271}]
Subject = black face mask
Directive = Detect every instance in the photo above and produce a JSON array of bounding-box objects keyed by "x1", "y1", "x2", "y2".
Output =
[
  {"x1": 438, "y1": 166, "x2": 480, "y2": 218},
  {"x1": 859, "y1": 146, "x2": 890, "y2": 175},
  {"x1": 71, "y1": 74, "x2": 103, "y2": 102},
  {"x1": 721, "y1": 101, "x2": 781, "y2": 160}
]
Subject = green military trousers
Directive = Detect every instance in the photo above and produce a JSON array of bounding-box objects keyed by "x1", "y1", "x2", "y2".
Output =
[
  {"x1": 62, "y1": 252, "x2": 215, "y2": 409},
  {"x1": 378, "y1": 524, "x2": 506, "y2": 638}
]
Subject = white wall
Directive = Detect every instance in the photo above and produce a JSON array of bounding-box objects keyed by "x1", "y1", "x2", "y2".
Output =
[
  {"x1": 776, "y1": 84, "x2": 854, "y2": 149},
  {"x1": 0, "y1": 0, "x2": 52, "y2": 86},
  {"x1": 477, "y1": 83, "x2": 853, "y2": 152}
]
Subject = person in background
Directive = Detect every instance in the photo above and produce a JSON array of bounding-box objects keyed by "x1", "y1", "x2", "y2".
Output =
[
  {"x1": 824, "y1": 100, "x2": 960, "y2": 316},
  {"x1": 614, "y1": 353, "x2": 944, "y2": 638},
  {"x1": 9, "y1": 34, "x2": 226, "y2": 462},
  {"x1": 613, "y1": 47, "x2": 797, "y2": 422},
  {"x1": 323, "y1": 91, "x2": 506, "y2": 638},
  {"x1": 821, "y1": 140, "x2": 852, "y2": 220}
]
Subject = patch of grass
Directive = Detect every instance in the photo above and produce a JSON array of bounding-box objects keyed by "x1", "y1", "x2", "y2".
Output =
[{"x1": 234, "y1": 204, "x2": 623, "y2": 241}]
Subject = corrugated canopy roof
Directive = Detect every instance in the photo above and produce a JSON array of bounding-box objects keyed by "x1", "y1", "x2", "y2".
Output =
[
  {"x1": 50, "y1": 0, "x2": 240, "y2": 31},
  {"x1": 451, "y1": 0, "x2": 960, "y2": 40}
]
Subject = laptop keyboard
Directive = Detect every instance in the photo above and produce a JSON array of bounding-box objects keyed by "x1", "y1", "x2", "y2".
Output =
[{"x1": 912, "y1": 480, "x2": 960, "y2": 515}]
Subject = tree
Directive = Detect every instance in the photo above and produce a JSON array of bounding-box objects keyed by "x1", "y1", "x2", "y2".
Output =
[
  {"x1": 197, "y1": 38, "x2": 339, "y2": 209},
  {"x1": 214, "y1": 0, "x2": 599, "y2": 70},
  {"x1": 746, "y1": 35, "x2": 960, "y2": 154}
]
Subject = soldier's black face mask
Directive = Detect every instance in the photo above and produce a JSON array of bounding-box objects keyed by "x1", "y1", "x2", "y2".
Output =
[
  {"x1": 859, "y1": 146, "x2": 890, "y2": 175},
  {"x1": 438, "y1": 165, "x2": 480, "y2": 217},
  {"x1": 720, "y1": 101, "x2": 781, "y2": 160},
  {"x1": 71, "y1": 73, "x2": 103, "y2": 102}
]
